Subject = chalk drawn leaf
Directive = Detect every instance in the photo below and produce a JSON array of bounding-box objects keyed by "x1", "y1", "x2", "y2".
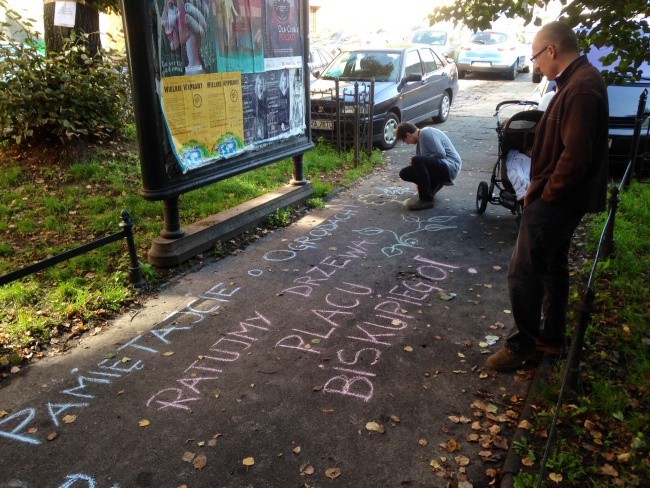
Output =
[
  {"x1": 325, "y1": 467, "x2": 341, "y2": 480},
  {"x1": 426, "y1": 216, "x2": 456, "y2": 224},
  {"x1": 353, "y1": 227, "x2": 384, "y2": 236},
  {"x1": 366, "y1": 421, "x2": 385, "y2": 433},
  {"x1": 383, "y1": 246, "x2": 404, "y2": 258},
  {"x1": 138, "y1": 419, "x2": 150, "y2": 428},
  {"x1": 193, "y1": 453, "x2": 207, "y2": 469},
  {"x1": 242, "y1": 457, "x2": 255, "y2": 466}
]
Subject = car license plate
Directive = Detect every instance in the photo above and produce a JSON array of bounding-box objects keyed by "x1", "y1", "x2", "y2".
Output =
[
  {"x1": 472, "y1": 61, "x2": 492, "y2": 67},
  {"x1": 311, "y1": 119, "x2": 334, "y2": 131}
]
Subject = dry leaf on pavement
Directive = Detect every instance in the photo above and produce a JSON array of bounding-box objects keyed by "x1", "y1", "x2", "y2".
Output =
[{"x1": 325, "y1": 467, "x2": 341, "y2": 480}]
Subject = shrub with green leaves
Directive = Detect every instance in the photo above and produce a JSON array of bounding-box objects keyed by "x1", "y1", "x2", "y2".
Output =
[{"x1": 0, "y1": 9, "x2": 131, "y2": 145}]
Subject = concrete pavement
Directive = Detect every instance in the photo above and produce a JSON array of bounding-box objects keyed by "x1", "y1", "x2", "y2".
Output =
[{"x1": 0, "y1": 73, "x2": 541, "y2": 488}]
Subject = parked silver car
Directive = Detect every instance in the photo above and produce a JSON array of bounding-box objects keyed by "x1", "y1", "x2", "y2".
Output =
[
  {"x1": 310, "y1": 45, "x2": 459, "y2": 150},
  {"x1": 456, "y1": 30, "x2": 530, "y2": 80}
]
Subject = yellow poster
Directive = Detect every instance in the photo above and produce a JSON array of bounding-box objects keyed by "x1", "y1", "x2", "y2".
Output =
[{"x1": 162, "y1": 72, "x2": 245, "y2": 172}]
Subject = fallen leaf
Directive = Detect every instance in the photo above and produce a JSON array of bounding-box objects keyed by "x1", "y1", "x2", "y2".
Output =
[
  {"x1": 293, "y1": 446, "x2": 301, "y2": 455},
  {"x1": 518, "y1": 420, "x2": 533, "y2": 430},
  {"x1": 403, "y1": 345, "x2": 413, "y2": 352},
  {"x1": 600, "y1": 464, "x2": 619, "y2": 477},
  {"x1": 617, "y1": 452, "x2": 631, "y2": 463},
  {"x1": 325, "y1": 467, "x2": 341, "y2": 480},
  {"x1": 197, "y1": 441, "x2": 205, "y2": 447},
  {"x1": 0, "y1": 410, "x2": 8, "y2": 418},
  {"x1": 549, "y1": 472, "x2": 563, "y2": 483},
  {"x1": 300, "y1": 463, "x2": 315, "y2": 475},
  {"x1": 182, "y1": 452, "x2": 195, "y2": 462},
  {"x1": 430, "y1": 459, "x2": 441, "y2": 469},
  {"x1": 458, "y1": 481, "x2": 473, "y2": 488},
  {"x1": 193, "y1": 454, "x2": 207, "y2": 469},
  {"x1": 486, "y1": 468, "x2": 498, "y2": 478},
  {"x1": 62, "y1": 414, "x2": 77, "y2": 424},
  {"x1": 522, "y1": 457, "x2": 535, "y2": 467},
  {"x1": 138, "y1": 419, "x2": 150, "y2": 428},
  {"x1": 321, "y1": 408, "x2": 335, "y2": 414},
  {"x1": 442, "y1": 438, "x2": 461, "y2": 452},
  {"x1": 390, "y1": 415, "x2": 401, "y2": 423},
  {"x1": 492, "y1": 436, "x2": 509, "y2": 450},
  {"x1": 163, "y1": 351, "x2": 174, "y2": 356},
  {"x1": 47, "y1": 432, "x2": 58, "y2": 441},
  {"x1": 242, "y1": 457, "x2": 255, "y2": 466},
  {"x1": 455, "y1": 455, "x2": 470, "y2": 466},
  {"x1": 419, "y1": 438, "x2": 428, "y2": 446},
  {"x1": 438, "y1": 291, "x2": 457, "y2": 301},
  {"x1": 366, "y1": 421, "x2": 385, "y2": 433}
]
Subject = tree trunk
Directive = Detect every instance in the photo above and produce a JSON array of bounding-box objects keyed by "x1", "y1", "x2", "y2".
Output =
[{"x1": 43, "y1": 1, "x2": 101, "y2": 55}]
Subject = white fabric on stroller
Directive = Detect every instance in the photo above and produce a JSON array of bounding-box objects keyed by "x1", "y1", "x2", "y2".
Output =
[{"x1": 505, "y1": 149, "x2": 531, "y2": 201}]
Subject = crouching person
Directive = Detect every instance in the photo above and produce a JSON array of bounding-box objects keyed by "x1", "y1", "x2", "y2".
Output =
[{"x1": 396, "y1": 122, "x2": 462, "y2": 211}]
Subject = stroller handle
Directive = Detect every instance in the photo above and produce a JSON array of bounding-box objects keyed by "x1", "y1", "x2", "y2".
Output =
[{"x1": 494, "y1": 99, "x2": 539, "y2": 116}]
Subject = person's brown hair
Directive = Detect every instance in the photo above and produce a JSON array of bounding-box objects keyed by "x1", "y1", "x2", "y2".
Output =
[{"x1": 396, "y1": 122, "x2": 417, "y2": 141}]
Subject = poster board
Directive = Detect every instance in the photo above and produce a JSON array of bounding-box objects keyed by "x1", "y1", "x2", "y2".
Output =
[{"x1": 121, "y1": 0, "x2": 313, "y2": 200}]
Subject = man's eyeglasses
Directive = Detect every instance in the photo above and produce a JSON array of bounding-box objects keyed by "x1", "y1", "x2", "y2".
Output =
[{"x1": 530, "y1": 45, "x2": 550, "y2": 63}]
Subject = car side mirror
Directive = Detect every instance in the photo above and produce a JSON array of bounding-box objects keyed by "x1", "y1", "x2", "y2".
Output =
[{"x1": 403, "y1": 73, "x2": 422, "y2": 84}]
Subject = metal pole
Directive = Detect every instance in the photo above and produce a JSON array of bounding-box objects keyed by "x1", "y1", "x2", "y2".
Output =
[
  {"x1": 160, "y1": 196, "x2": 186, "y2": 239},
  {"x1": 120, "y1": 210, "x2": 146, "y2": 287},
  {"x1": 290, "y1": 153, "x2": 308, "y2": 185},
  {"x1": 601, "y1": 184, "x2": 619, "y2": 258},
  {"x1": 353, "y1": 82, "x2": 360, "y2": 166},
  {"x1": 368, "y1": 80, "x2": 375, "y2": 156},
  {"x1": 631, "y1": 89, "x2": 648, "y2": 183}
]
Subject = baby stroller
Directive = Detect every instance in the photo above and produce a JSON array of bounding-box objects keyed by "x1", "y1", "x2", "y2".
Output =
[{"x1": 476, "y1": 100, "x2": 544, "y2": 225}]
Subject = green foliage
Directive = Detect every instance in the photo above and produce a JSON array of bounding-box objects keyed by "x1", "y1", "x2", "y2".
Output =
[
  {"x1": 266, "y1": 207, "x2": 292, "y2": 228},
  {"x1": 0, "y1": 5, "x2": 132, "y2": 146},
  {"x1": 428, "y1": 0, "x2": 650, "y2": 81}
]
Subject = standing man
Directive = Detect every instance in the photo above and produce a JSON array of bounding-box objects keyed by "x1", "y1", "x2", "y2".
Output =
[
  {"x1": 396, "y1": 122, "x2": 462, "y2": 210},
  {"x1": 487, "y1": 22, "x2": 609, "y2": 371}
]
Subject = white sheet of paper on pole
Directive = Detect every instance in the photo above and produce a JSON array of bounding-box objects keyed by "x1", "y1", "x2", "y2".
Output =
[{"x1": 54, "y1": 1, "x2": 76, "y2": 28}]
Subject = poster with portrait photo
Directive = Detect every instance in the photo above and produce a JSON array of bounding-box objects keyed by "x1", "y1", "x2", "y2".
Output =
[
  {"x1": 289, "y1": 68, "x2": 305, "y2": 134},
  {"x1": 242, "y1": 72, "x2": 269, "y2": 145},
  {"x1": 266, "y1": 69, "x2": 291, "y2": 138}
]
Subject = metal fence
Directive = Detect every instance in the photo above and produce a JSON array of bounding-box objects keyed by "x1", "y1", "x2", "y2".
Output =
[
  {"x1": 0, "y1": 210, "x2": 145, "y2": 288},
  {"x1": 310, "y1": 78, "x2": 375, "y2": 163}
]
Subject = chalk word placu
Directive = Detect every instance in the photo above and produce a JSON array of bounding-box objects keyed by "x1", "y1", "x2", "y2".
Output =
[{"x1": 277, "y1": 254, "x2": 459, "y2": 402}]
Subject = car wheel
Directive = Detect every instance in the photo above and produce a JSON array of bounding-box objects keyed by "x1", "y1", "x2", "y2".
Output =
[
  {"x1": 522, "y1": 63, "x2": 531, "y2": 73},
  {"x1": 476, "y1": 181, "x2": 489, "y2": 214},
  {"x1": 506, "y1": 63, "x2": 516, "y2": 81},
  {"x1": 458, "y1": 70, "x2": 466, "y2": 79},
  {"x1": 380, "y1": 112, "x2": 399, "y2": 150},
  {"x1": 434, "y1": 92, "x2": 451, "y2": 123}
]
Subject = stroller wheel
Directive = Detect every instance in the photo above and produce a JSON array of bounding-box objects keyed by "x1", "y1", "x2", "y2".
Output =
[{"x1": 476, "y1": 181, "x2": 490, "y2": 214}]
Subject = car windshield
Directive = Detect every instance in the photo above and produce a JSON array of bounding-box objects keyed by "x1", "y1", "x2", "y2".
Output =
[
  {"x1": 412, "y1": 31, "x2": 448, "y2": 46},
  {"x1": 320, "y1": 51, "x2": 400, "y2": 82},
  {"x1": 471, "y1": 31, "x2": 508, "y2": 45}
]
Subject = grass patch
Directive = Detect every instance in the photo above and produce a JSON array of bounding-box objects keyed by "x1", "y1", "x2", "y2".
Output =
[
  {"x1": 0, "y1": 139, "x2": 383, "y2": 364},
  {"x1": 514, "y1": 181, "x2": 650, "y2": 487}
]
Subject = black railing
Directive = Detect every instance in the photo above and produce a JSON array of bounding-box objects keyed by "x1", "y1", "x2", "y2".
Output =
[{"x1": 0, "y1": 210, "x2": 145, "y2": 288}]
